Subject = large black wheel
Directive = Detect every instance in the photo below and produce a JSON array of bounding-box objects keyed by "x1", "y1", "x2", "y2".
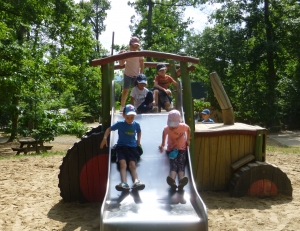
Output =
[
  {"x1": 230, "y1": 161, "x2": 292, "y2": 197},
  {"x1": 58, "y1": 126, "x2": 109, "y2": 203}
]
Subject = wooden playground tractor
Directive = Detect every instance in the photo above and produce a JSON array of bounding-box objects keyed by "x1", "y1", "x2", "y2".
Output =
[{"x1": 58, "y1": 52, "x2": 292, "y2": 203}]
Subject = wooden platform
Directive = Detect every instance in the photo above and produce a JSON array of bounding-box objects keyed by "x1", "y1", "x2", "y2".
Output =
[{"x1": 193, "y1": 122, "x2": 267, "y2": 191}]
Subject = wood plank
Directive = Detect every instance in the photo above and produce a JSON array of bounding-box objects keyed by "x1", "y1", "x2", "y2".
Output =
[
  {"x1": 193, "y1": 136, "x2": 202, "y2": 186},
  {"x1": 224, "y1": 135, "x2": 231, "y2": 188},
  {"x1": 231, "y1": 154, "x2": 255, "y2": 170},
  {"x1": 238, "y1": 135, "x2": 245, "y2": 160},
  {"x1": 202, "y1": 137, "x2": 210, "y2": 190},
  {"x1": 67, "y1": 142, "x2": 80, "y2": 202},
  {"x1": 209, "y1": 136, "x2": 218, "y2": 190}
]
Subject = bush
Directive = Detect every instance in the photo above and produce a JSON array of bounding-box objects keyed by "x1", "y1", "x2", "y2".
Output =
[{"x1": 58, "y1": 121, "x2": 88, "y2": 138}]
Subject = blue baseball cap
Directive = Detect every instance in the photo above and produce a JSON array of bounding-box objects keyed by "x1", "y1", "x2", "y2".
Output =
[
  {"x1": 137, "y1": 74, "x2": 147, "y2": 84},
  {"x1": 201, "y1": 109, "x2": 210, "y2": 115},
  {"x1": 123, "y1": 104, "x2": 136, "y2": 115}
]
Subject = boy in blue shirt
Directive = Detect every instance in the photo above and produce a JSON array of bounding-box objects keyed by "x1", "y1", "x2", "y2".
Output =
[
  {"x1": 100, "y1": 104, "x2": 145, "y2": 191},
  {"x1": 201, "y1": 109, "x2": 214, "y2": 123}
]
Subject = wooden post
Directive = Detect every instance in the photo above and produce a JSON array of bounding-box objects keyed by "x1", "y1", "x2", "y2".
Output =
[
  {"x1": 255, "y1": 130, "x2": 264, "y2": 161},
  {"x1": 209, "y1": 72, "x2": 235, "y2": 125},
  {"x1": 180, "y1": 60, "x2": 195, "y2": 170},
  {"x1": 101, "y1": 64, "x2": 111, "y2": 131},
  {"x1": 168, "y1": 60, "x2": 178, "y2": 109}
]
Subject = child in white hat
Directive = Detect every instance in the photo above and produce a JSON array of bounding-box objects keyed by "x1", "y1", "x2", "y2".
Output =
[{"x1": 158, "y1": 109, "x2": 191, "y2": 190}]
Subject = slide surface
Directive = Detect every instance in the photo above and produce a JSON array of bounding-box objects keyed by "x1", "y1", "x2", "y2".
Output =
[{"x1": 100, "y1": 112, "x2": 208, "y2": 231}]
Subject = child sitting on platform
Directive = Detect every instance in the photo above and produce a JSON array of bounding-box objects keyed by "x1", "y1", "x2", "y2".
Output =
[
  {"x1": 153, "y1": 63, "x2": 178, "y2": 112},
  {"x1": 130, "y1": 74, "x2": 157, "y2": 113}
]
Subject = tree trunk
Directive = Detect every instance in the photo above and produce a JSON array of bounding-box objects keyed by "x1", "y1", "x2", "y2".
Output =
[
  {"x1": 264, "y1": 0, "x2": 277, "y2": 128},
  {"x1": 8, "y1": 96, "x2": 19, "y2": 142}
]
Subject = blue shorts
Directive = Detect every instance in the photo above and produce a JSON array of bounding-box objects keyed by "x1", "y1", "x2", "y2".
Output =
[
  {"x1": 116, "y1": 146, "x2": 139, "y2": 164},
  {"x1": 168, "y1": 149, "x2": 187, "y2": 173},
  {"x1": 123, "y1": 74, "x2": 137, "y2": 89}
]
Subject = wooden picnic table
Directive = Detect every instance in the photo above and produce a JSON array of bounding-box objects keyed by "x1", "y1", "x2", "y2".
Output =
[{"x1": 12, "y1": 138, "x2": 52, "y2": 155}]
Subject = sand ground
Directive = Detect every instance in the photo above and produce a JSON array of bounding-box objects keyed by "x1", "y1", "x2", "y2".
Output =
[{"x1": 0, "y1": 130, "x2": 299, "y2": 231}]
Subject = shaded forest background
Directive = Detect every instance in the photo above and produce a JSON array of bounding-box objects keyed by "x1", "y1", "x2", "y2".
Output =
[{"x1": 1, "y1": 0, "x2": 300, "y2": 141}]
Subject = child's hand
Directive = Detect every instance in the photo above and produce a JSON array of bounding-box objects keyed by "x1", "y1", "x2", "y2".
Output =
[
  {"x1": 158, "y1": 144, "x2": 164, "y2": 153},
  {"x1": 186, "y1": 140, "x2": 190, "y2": 147},
  {"x1": 119, "y1": 50, "x2": 126, "y2": 54},
  {"x1": 100, "y1": 138, "x2": 107, "y2": 149},
  {"x1": 166, "y1": 89, "x2": 172, "y2": 96}
]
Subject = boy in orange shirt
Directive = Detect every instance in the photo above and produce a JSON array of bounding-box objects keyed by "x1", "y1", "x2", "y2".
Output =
[{"x1": 153, "y1": 63, "x2": 178, "y2": 112}]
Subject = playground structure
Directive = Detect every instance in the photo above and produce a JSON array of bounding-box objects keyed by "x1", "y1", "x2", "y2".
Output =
[{"x1": 58, "y1": 51, "x2": 292, "y2": 230}]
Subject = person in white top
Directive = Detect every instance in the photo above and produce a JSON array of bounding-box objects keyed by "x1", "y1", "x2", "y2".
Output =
[
  {"x1": 119, "y1": 37, "x2": 144, "y2": 112},
  {"x1": 130, "y1": 74, "x2": 157, "y2": 113}
]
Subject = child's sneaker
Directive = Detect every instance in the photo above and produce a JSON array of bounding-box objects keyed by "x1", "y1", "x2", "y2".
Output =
[
  {"x1": 115, "y1": 182, "x2": 130, "y2": 191},
  {"x1": 166, "y1": 176, "x2": 177, "y2": 190},
  {"x1": 178, "y1": 176, "x2": 188, "y2": 190},
  {"x1": 131, "y1": 181, "x2": 145, "y2": 191},
  {"x1": 151, "y1": 106, "x2": 158, "y2": 113}
]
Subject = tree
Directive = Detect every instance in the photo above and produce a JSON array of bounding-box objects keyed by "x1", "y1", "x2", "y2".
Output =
[{"x1": 184, "y1": 0, "x2": 300, "y2": 128}]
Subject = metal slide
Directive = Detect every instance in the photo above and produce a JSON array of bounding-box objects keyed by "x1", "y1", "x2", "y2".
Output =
[{"x1": 100, "y1": 111, "x2": 208, "y2": 230}]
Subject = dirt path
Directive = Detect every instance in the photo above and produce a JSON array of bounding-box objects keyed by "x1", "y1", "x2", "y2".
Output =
[{"x1": 0, "y1": 132, "x2": 299, "y2": 230}]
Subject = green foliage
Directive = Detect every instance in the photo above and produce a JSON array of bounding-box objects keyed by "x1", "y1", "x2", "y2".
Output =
[
  {"x1": 66, "y1": 104, "x2": 91, "y2": 121},
  {"x1": 58, "y1": 121, "x2": 88, "y2": 138},
  {"x1": 193, "y1": 99, "x2": 211, "y2": 113}
]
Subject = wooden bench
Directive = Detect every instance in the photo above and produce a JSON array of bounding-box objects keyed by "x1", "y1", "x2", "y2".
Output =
[{"x1": 11, "y1": 138, "x2": 53, "y2": 155}]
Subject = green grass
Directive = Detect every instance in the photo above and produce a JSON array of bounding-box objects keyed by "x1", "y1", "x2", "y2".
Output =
[
  {"x1": 0, "y1": 151, "x2": 66, "y2": 160},
  {"x1": 266, "y1": 145, "x2": 300, "y2": 155}
]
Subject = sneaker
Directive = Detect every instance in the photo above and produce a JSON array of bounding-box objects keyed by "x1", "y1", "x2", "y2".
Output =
[
  {"x1": 131, "y1": 181, "x2": 145, "y2": 191},
  {"x1": 151, "y1": 106, "x2": 158, "y2": 113},
  {"x1": 178, "y1": 176, "x2": 188, "y2": 190},
  {"x1": 115, "y1": 182, "x2": 130, "y2": 191},
  {"x1": 166, "y1": 176, "x2": 177, "y2": 190},
  {"x1": 119, "y1": 106, "x2": 124, "y2": 113}
]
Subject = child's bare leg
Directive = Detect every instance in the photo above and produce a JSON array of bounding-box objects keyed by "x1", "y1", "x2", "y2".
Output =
[
  {"x1": 169, "y1": 171, "x2": 177, "y2": 180},
  {"x1": 178, "y1": 171, "x2": 185, "y2": 180},
  {"x1": 119, "y1": 159, "x2": 127, "y2": 182},
  {"x1": 164, "y1": 101, "x2": 171, "y2": 111},
  {"x1": 128, "y1": 160, "x2": 139, "y2": 183},
  {"x1": 121, "y1": 89, "x2": 129, "y2": 107},
  {"x1": 153, "y1": 90, "x2": 158, "y2": 106}
]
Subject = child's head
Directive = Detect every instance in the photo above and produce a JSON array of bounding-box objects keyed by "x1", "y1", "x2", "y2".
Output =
[
  {"x1": 167, "y1": 109, "x2": 181, "y2": 129},
  {"x1": 136, "y1": 74, "x2": 147, "y2": 90},
  {"x1": 156, "y1": 63, "x2": 167, "y2": 76},
  {"x1": 201, "y1": 108, "x2": 211, "y2": 120},
  {"x1": 123, "y1": 104, "x2": 136, "y2": 124},
  {"x1": 129, "y1": 36, "x2": 140, "y2": 51}
]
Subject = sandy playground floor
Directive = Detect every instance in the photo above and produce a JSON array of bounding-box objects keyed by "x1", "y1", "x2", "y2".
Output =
[{"x1": 0, "y1": 132, "x2": 300, "y2": 230}]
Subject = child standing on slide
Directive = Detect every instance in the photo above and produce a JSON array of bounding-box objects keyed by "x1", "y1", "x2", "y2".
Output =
[
  {"x1": 158, "y1": 109, "x2": 190, "y2": 190},
  {"x1": 119, "y1": 37, "x2": 144, "y2": 112}
]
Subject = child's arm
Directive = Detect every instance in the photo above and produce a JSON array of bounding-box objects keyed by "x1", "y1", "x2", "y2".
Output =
[
  {"x1": 154, "y1": 80, "x2": 168, "y2": 93},
  {"x1": 137, "y1": 131, "x2": 141, "y2": 146},
  {"x1": 171, "y1": 79, "x2": 179, "y2": 88},
  {"x1": 139, "y1": 57, "x2": 144, "y2": 74},
  {"x1": 158, "y1": 131, "x2": 166, "y2": 152},
  {"x1": 100, "y1": 127, "x2": 112, "y2": 148},
  {"x1": 118, "y1": 50, "x2": 126, "y2": 66},
  {"x1": 186, "y1": 126, "x2": 191, "y2": 147},
  {"x1": 130, "y1": 96, "x2": 135, "y2": 105}
]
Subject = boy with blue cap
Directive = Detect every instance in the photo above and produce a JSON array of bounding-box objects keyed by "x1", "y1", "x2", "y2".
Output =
[
  {"x1": 100, "y1": 104, "x2": 145, "y2": 191},
  {"x1": 201, "y1": 109, "x2": 214, "y2": 123},
  {"x1": 130, "y1": 74, "x2": 157, "y2": 113}
]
